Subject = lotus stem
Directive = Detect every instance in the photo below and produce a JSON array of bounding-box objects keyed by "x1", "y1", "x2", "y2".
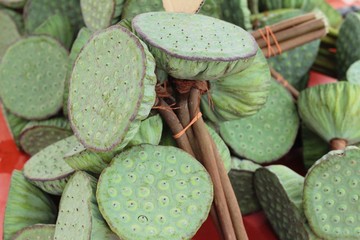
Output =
[{"x1": 330, "y1": 138, "x2": 348, "y2": 150}]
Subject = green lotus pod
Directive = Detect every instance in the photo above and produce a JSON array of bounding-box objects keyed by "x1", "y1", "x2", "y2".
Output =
[
  {"x1": 219, "y1": 80, "x2": 299, "y2": 163},
  {"x1": 229, "y1": 157, "x2": 261, "y2": 215},
  {"x1": 346, "y1": 60, "x2": 360, "y2": 85},
  {"x1": 121, "y1": 0, "x2": 222, "y2": 20},
  {"x1": 23, "y1": 136, "x2": 77, "y2": 195},
  {"x1": 128, "y1": 114, "x2": 163, "y2": 147},
  {"x1": 68, "y1": 25, "x2": 156, "y2": 151},
  {"x1": 220, "y1": 0, "x2": 252, "y2": 30},
  {"x1": 80, "y1": 0, "x2": 124, "y2": 30},
  {"x1": 0, "y1": 36, "x2": 68, "y2": 120},
  {"x1": 258, "y1": 9, "x2": 320, "y2": 90},
  {"x1": 54, "y1": 171, "x2": 119, "y2": 240},
  {"x1": 0, "y1": 8, "x2": 24, "y2": 33},
  {"x1": 97, "y1": 144, "x2": 213, "y2": 240},
  {"x1": 302, "y1": 123, "x2": 330, "y2": 169},
  {"x1": 201, "y1": 49, "x2": 270, "y2": 122},
  {"x1": 0, "y1": 105, "x2": 28, "y2": 146},
  {"x1": 0, "y1": 0, "x2": 26, "y2": 9},
  {"x1": 132, "y1": 12, "x2": 257, "y2": 81},
  {"x1": 155, "y1": 67, "x2": 168, "y2": 83},
  {"x1": 24, "y1": 0, "x2": 84, "y2": 33},
  {"x1": 303, "y1": 146, "x2": 360, "y2": 239},
  {"x1": 3, "y1": 170, "x2": 57, "y2": 240},
  {"x1": 19, "y1": 117, "x2": 72, "y2": 156},
  {"x1": 63, "y1": 27, "x2": 92, "y2": 116},
  {"x1": 337, "y1": 12, "x2": 360, "y2": 79},
  {"x1": 254, "y1": 165, "x2": 317, "y2": 240},
  {"x1": 33, "y1": 14, "x2": 74, "y2": 49},
  {"x1": 64, "y1": 141, "x2": 117, "y2": 174},
  {"x1": 0, "y1": 10, "x2": 21, "y2": 61},
  {"x1": 12, "y1": 224, "x2": 55, "y2": 240},
  {"x1": 298, "y1": 82, "x2": 360, "y2": 145}
]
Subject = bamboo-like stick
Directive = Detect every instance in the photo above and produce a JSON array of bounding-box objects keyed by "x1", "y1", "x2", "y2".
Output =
[
  {"x1": 156, "y1": 98, "x2": 195, "y2": 157},
  {"x1": 252, "y1": 13, "x2": 316, "y2": 39},
  {"x1": 261, "y1": 28, "x2": 327, "y2": 58},
  {"x1": 255, "y1": 18, "x2": 325, "y2": 49},
  {"x1": 189, "y1": 88, "x2": 237, "y2": 240}
]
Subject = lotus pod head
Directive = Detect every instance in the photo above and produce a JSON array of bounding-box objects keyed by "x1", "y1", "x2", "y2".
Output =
[
  {"x1": 23, "y1": 136, "x2": 77, "y2": 195},
  {"x1": 54, "y1": 171, "x2": 119, "y2": 240},
  {"x1": 298, "y1": 81, "x2": 360, "y2": 145},
  {"x1": 336, "y1": 12, "x2": 360, "y2": 79},
  {"x1": 303, "y1": 146, "x2": 360, "y2": 239},
  {"x1": 346, "y1": 60, "x2": 360, "y2": 85},
  {"x1": 201, "y1": 48, "x2": 271, "y2": 122},
  {"x1": 68, "y1": 25, "x2": 157, "y2": 151},
  {"x1": 0, "y1": 35, "x2": 68, "y2": 120},
  {"x1": 229, "y1": 158, "x2": 262, "y2": 215},
  {"x1": 219, "y1": 80, "x2": 299, "y2": 163},
  {"x1": 81, "y1": 0, "x2": 124, "y2": 31},
  {"x1": 254, "y1": 165, "x2": 313, "y2": 240},
  {"x1": 97, "y1": 144, "x2": 213, "y2": 240},
  {"x1": 132, "y1": 12, "x2": 258, "y2": 81}
]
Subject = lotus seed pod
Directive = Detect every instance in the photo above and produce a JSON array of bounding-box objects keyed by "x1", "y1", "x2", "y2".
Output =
[
  {"x1": 54, "y1": 171, "x2": 119, "y2": 240},
  {"x1": 229, "y1": 157, "x2": 261, "y2": 215},
  {"x1": 121, "y1": 0, "x2": 222, "y2": 20},
  {"x1": 346, "y1": 60, "x2": 360, "y2": 85},
  {"x1": 33, "y1": 14, "x2": 74, "y2": 49},
  {"x1": 220, "y1": 0, "x2": 252, "y2": 30},
  {"x1": 64, "y1": 142, "x2": 115, "y2": 174},
  {"x1": 3, "y1": 170, "x2": 57, "y2": 240},
  {"x1": 63, "y1": 27, "x2": 93, "y2": 117},
  {"x1": 97, "y1": 144, "x2": 213, "y2": 240},
  {"x1": 298, "y1": 82, "x2": 360, "y2": 145},
  {"x1": 12, "y1": 224, "x2": 55, "y2": 240},
  {"x1": 219, "y1": 80, "x2": 299, "y2": 163},
  {"x1": 81, "y1": 0, "x2": 124, "y2": 31},
  {"x1": 302, "y1": 123, "x2": 330, "y2": 169},
  {"x1": 0, "y1": 0, "x2": 26, "y2": 9},
  {"x1": 155, "y1": 67, "x2": 168, "y2": 84},
  {"x1": 132, "y1": 12, "x2": 257, "y2": 81},
  {"x1": 303, "y1": 146, "x2": 360, "y2": 239},
  {"x1": 337, "y1": 12, "x2": 360, "y2": 79},
  {"x1": 19, "y1": 117, "x2": 72, "y2": 156},
  {"x1": 68, "y1": 25, "x2": 157, "y2": 151},
  {"x1": 128, "y1": 114, "x2": 163, "y2": 147},
  {"x1": 0, "y1": 8, "x2": 24, "y2": 33},
  {"x1": 258, "y1": 9, "x2": 320, "y2": 90},
  {"x1": 0, "y1": 105, "x2": 28, "y2": 147},
  {"x1": 254, "y1": 165, "x2": 316, "y2": 240},
  {"x1": 201, "y1": 49, "x2": 270, "y2": 122},
  {"x1": 23, "y1": 136, "x2": 77, "y2": 195},
  {"x1": 0, "y1": 10, "x2": 21, "y2": 61},
  {"x1": 0, "y1": 35, "x2": 68, "y2": 120},
  {"x1": 24, "y1": 0, "x2": 84, "y2": 33}
]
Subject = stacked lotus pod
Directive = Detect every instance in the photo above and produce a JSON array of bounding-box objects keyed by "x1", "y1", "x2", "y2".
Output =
[{"x1": 1, "y1": 0, "x2": 359, "y2": 240}]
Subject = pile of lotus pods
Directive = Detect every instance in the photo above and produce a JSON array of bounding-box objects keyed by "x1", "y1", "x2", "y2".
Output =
[{"x1": 1, "y1": 0, "x2": 360, "y2": 239}]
